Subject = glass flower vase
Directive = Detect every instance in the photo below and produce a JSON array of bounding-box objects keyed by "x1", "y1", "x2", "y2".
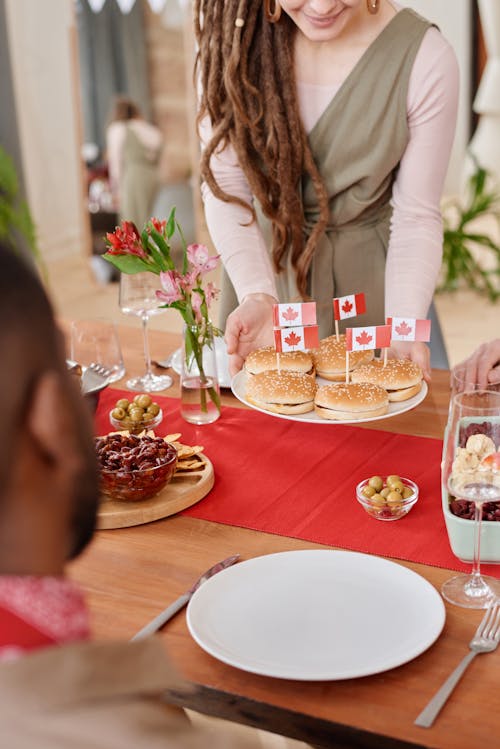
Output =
[{"x1": 180, "y1": 323, "x2": 221, "y2": 425}]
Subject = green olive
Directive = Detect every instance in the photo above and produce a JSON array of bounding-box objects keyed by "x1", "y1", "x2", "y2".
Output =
[
  {"x1": 362, "y1": 485, "x2": 376, "y2": 498},
  {"x1": 134, "y1": 394, "x2": 152, "y2": 409},
  {"x1": 116, "y1": 398, "x2": 130, "y2": 410},
  {"x1": 147, "y1": 403, "x2": 160, "y2": 416},
  {"x1": 390, "y1": 480, "x2": 405, "y2": 494},
  {"x1": 368, "y1": 476, "x2": 383, "y2": 493},
  {"x1": 142, "y1": 411, "x2": 154, "y2": 422},
  {"x1": 370, "y1": 493, "x2": 386, "y2": 507},
  {"x1": 402, "y1": 486, "x2": 414, "y2": 499},
  {"x1": 111, "y1": 407, "x2": 126, "y2": 420},
  {"x1": 129, "y1": 410, "x2": 144, "y2": 422},
  {"x1": 387, "y1": 491, "x2": 403, "y2": 506},
  {"x1": 386, "y1": 474, "x2": 401, "y2": 487}
]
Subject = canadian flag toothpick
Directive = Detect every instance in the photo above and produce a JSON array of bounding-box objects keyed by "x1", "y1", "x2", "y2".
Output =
[
  {"x1": 345, "y1": 325, "x2": 392, "y2": 352},
  {"x1": 333, "y1": 293, "x2": 366, "y2": 321},
  {"x1": 273, "y1": 302, "x2": 317, "y2": 328},
  {"x1": 274, "y1": 325, "x2": 319, "y2": 353},
  {"x1": 386, "y1": 317, "x2": 431, "y2": 343}
]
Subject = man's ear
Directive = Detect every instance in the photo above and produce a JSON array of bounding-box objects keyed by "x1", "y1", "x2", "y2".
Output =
[{"x1": 26, "y1": 370, "x2": 78, "y2": 466}]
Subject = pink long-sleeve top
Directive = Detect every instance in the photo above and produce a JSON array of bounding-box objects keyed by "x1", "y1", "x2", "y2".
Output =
[{"x1": 200, "y1": 23, "x2": 459, "y2": 320}]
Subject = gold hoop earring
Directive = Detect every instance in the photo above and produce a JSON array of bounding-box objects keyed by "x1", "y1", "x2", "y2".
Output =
[
  {"x1": 265, "y1": 0, "x2": 282, "y2": 23},
  {"x1": 367, "y1": 0, "x2": 380, "y2": 14}
]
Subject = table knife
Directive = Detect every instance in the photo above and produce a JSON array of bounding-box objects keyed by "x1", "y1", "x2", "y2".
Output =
[{"x1": 130, "y1": 554, "x2": 240, "y2": 641}]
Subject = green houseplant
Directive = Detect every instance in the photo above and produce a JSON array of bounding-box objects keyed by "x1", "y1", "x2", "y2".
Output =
[
  {"x1": 0, "y1": 145, "x2": 42, "y2": 267},
  {"x1": 438, "y1": 163, "x2": 500, "y2": 301}
]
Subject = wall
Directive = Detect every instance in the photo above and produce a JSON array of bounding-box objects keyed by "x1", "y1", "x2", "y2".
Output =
[
  {"x1": 143, "y1": 2, "x2": 192, "y2": 183},
  {"x1": 398, "y1": 0, "x2": 472, "y2": 195},
  {"x1": 4, "y1": 0, "x2": 89, "y2": 263}
]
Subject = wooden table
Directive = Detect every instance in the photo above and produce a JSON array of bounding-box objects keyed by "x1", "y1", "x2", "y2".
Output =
[{"x1": 69, "y1": 325, "x2": 499, "y2": 749}]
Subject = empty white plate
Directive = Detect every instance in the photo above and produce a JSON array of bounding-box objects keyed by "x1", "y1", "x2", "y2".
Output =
[{"x1": 187, "y1": 550, "x2": 445, "y2": 680}]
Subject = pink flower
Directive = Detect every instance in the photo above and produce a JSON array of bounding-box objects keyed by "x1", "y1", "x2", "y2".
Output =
[
  {"x1": 156, "y1": 271, "x2": 184, "y2": 304},
  {"x1": 205, "y1": 281, "x2": 219, "y2": 307},
  {"x1": 187, "y1": 244, "x2": 220, "y2": 274},
  {"x1": 179, "y1": 270, "x2": 197, "y2": 294},
  {"x1": 191, "y1": 290, "x2": 204, "y2": 323},
  {"x1": 106, "y1": 221, "x2": 147, "y2": 259}
]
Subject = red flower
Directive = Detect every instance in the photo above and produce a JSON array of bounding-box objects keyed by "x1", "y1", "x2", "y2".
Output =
[
  {"x1": 105, "y1": 221, "x2": 147, "y2": 259},
  {"x1": 150, "y1": 218, "x2": 166, "y2": 234}
]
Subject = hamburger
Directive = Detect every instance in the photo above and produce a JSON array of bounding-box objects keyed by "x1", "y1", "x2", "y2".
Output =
[
  {"x1": 245, "y1": 370, "x2": 316, "y2": 415},
  {"x1": 350, "y1": 359, "x2": 423, "y2": 402},
  {"x1": 314, "y1": 382, "x2": 389, "y2": 420},
  {"x1": 244, "y1": 346, "x2": 314, "y2": 376},
  {"x1": 312, "y1": 334, "x2": 374, "y2": 381}
]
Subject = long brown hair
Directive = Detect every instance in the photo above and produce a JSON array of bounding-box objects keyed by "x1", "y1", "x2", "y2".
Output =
[{"x1": 194, "y1": 1, "x2": 329, "y2": 298}]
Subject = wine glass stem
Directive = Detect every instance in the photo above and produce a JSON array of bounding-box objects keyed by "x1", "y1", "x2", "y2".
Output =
[
  {"x1": 141, "y1": 314, "x2": 152, "y2": 377},
  {"x1": 470, "y1": 500, "x2": 485, "y2": 588}
]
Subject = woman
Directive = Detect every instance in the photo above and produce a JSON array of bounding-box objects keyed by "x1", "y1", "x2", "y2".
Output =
[
  {"x1": 453, "y1": 339, "x2": 500, "y2": 390},
  {"x1": 195, "y1": 0, "x2": 459, "y2": 378},
  {"x1": 106, "y1": 96, "x2": 163, "y2": 228}
]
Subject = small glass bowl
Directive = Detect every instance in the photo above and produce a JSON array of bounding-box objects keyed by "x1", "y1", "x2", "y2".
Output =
[
  {"x1": 109, "y1": 408, "x2": 163, "y2": 435},
  {"x1": 99, "y1": 443, "x2": 177, "y2": 502},
  {"x1": 356, "y1": 477, "x2": 419, "y2": 521}
]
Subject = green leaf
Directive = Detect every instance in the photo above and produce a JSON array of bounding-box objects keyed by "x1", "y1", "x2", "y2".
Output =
[
  {"x1": 166, "y1": 206, "x2": 177, "y2": 239},
  {"x1": 102, "y1": 252, "x2": 158, "y2": 275},
  {"x1": 149, "y1": 229, "x2": 175, "y2": 270}
]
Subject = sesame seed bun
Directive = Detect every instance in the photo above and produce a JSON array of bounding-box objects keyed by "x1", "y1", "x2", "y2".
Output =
[
  {"x1": 245, "y1": 370, "x2": 316, "y2": 415},
  {"x1": 350, "y1": 359, "x2": 423, "y2": 402},
  {"x1": 314, "y1": 382, "x2": 389, "y2": 420},
  {"x1": 244, "y1": 347, "x2": 314, "y2": 376},
  {"x1": 312, "y1": 335, "x2": 374, "y2": 381}
]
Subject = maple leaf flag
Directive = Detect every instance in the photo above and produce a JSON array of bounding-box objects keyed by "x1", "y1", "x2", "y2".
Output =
[
  {"x1": 273, "y1": 302, "x2": 317, "y2": 328},
  {"x1": 333, "y1": 293, "x2": 366, "y2": 321},
  {"x1": 274, "y1": 325, "x2": 319, "y2": 353},
  {"x1": 345, "y1": 325, "x2": 391, "y2": 352},
  {"x1": 386, "y1": 317, "x2": 431, "y2": 343}
]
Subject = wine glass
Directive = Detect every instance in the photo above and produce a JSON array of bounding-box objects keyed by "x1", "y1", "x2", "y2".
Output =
[
  {"x1": 118, "y1": 273, "x2": 173, "y2": 392},
  {"x1": 70, "y1": 318, "x2": 125, "y2": 383},
  {"x1": 441, "y1": 389, "x2": 500, "y2": 608}
]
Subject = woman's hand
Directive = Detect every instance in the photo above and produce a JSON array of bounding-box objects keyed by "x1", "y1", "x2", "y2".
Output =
[
  {"x1": 224, "y1": 293, "x2": 277, "y2": 377},
  {"x1": 452, "y1": 339, "x2": 500, "y2": 390},
  {"x1": 388, "y1": 341, "x2": 431, "y2": 382}
]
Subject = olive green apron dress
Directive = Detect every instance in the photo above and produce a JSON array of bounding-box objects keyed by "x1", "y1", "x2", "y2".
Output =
[
  {"x1": 218, "y1": 9, "x2": 434, "y2": 339},
  {"x1": 119, "y1": 125, "x2": 161, "y2": 228}
]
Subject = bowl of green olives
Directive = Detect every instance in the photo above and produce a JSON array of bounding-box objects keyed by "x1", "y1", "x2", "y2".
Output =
[
  {"x1": 356, "y1": 475, "x2": 419, "y2": 521},
  {"x1": 109, "y1": 394, "x2": 163, "y2": 434}
]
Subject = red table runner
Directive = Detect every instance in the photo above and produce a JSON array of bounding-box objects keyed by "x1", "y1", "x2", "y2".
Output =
[{"x1": 95, "y1": 389, "x2": 500, "y2": 577}]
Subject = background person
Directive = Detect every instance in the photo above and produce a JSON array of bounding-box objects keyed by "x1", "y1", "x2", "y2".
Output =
[
  {"x1": 106, "y1": 95, "x2": 163, "y2": 228},
  {"x1": 0, "y1": 243, "x2": 256, "y2": 749},
  {"x1": 195, "y1": 0, "x2": 459, "y2": 379},
  {"x1": 452, "y1": 339, "x2": 500, "y2": 390}
]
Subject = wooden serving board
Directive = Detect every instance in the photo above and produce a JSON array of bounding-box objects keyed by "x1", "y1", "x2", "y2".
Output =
[{"x1": 97, "y1": 454, "x2": 214, "y2": 530}]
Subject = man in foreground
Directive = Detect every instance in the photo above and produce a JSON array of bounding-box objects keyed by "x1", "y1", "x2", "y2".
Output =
[{"x1": 0, "y1": 244, "x2": 254, "y2": 748}]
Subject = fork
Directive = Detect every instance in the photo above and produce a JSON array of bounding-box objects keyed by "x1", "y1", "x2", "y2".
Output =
[
  {"x1": 415, "y1": 598, "x2": 500, "y2": 728},
  {"x1": 81, "y1": 362, "x2": 113, "y2": 395}
]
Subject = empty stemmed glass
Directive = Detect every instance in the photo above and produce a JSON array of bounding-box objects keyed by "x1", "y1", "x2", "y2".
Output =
[
  {"x1": 119, "y1": 272, "x2": 173, "y2": 392},
  {"x1": 441, "y1": 389, "x2": 500, "y2": 608}
]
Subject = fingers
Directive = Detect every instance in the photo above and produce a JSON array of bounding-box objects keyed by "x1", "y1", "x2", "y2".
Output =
[{"x1": 228, "y1": 353, "x2": 245, "y2": 378}]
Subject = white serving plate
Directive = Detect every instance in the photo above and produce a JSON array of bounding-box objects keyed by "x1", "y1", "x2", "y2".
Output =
[
  {"x1": 171, "y1": 337, "x2": 231, "y2": 388},
  {"x1": 187, "y1": 550, "x2": 445, "y2": 681},
  {"x1": 231, "y1": 370, "x2": 428, "y2": 425}
]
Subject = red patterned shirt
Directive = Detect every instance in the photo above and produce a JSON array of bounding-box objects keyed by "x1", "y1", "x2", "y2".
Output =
[{"x1": 0, "y1": 576, "x2": 90, "y2": 661}]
